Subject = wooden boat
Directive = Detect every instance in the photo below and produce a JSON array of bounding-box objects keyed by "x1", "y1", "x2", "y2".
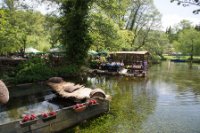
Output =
[
  {"x1": 0, "y1": 77, "x2": 110, "y2": 133},
  {"x1": 0, "y1": 100, "x2": 109, "y2": 133},
  {"x1": 170, "y1": 59, "x2": 186, "y2": 62}
]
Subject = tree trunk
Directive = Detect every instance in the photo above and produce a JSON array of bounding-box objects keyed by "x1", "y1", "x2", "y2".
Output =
[{"x1": 190, "y1": 39, "x2": 194, "y2": 64}]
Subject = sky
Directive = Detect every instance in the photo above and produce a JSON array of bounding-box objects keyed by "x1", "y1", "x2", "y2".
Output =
[
  {"x1": 0, "y1": 0, "x2": 199, "y2": 31},
  {"x1": 154, "y1": 0, "x2": 200, "y2": 30}
]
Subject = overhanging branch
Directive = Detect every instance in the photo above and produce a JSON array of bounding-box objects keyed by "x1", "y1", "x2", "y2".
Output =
[{"x1": 171, "y1": 0, "x2": 200, "y2": 14}]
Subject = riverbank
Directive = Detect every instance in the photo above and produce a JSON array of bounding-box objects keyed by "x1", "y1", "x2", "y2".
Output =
[{"x1": 163, "y1": 55, "x2": 200, "y2": 63}]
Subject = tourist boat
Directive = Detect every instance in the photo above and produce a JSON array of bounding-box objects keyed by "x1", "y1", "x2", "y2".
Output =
[{"x1": 89, "y1": 51, "x2": 149, "y2": 77}]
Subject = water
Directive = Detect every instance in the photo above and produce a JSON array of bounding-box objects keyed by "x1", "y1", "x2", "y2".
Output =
[
  {"x1": 0, "y1": 83, "x2": 60, "y2": 125},
  {"x1": 79, "y1": 61, "x2": 200, "y2": 133},
  {"x1": 1, "y1": 61, "x2": 200, "y2": 133}
]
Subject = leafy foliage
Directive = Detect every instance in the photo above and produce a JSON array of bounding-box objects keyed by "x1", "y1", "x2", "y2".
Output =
[
  {"x1": 13, "y1": 57, "x2": 81, "y2": 83},
  {"x1": 15, "y1": 58, "x2": 55, "y2": 83},
  {"x1": 0, "y1": 9, "x2": 21, "y2": 54},
  {"x1": 0, "y1": 9, "x2": 51, "y2": 55},
  {"x1": 125, "y1": 0, "x2": 162, "y2": 50},
  {"x1": 59, "y1": 0, "x2": 92, "y2": 66},
  {"x1": 176, "y1": 29, "x2": 200, "y2": 55}
]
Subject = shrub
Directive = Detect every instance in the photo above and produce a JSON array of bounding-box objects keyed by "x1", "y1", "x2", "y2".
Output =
[
  {"x1": 56, "y1": 64, "x2": 80, "y2": 77},
  {"x1": 15, "y1": 57, "x2": 55, "y2": 83}
]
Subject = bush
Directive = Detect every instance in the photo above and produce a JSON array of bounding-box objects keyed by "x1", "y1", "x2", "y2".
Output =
[
  {"x1": 55, "y1": 64, "x2": 80, "y2": 77},
  {"x1": 15, "y1": 57, "x2": 55, "y2": 83},
  {"x1": 89, "y1": 60, "x2": 100, "y2": 69},
  {"x1": 150, "y1": 55, "x2": 161, "y2": 64},
  {"x1": 8, "y1": 57, "x2": 83, "y2": 84}
]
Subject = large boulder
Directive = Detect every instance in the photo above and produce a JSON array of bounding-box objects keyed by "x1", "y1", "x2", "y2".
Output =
[{"x1": 0, "y1": 80, "x2": 9, "y2": 104}]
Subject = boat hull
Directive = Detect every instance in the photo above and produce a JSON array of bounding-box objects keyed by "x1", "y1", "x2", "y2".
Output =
[{"x1": 0, "y1": 100, "x2": 109, "y2": 133}]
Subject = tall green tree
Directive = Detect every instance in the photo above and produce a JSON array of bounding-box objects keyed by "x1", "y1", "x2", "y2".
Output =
[
  {"x1": 125, "y1": 0, "x2": 162, "y2": 50},
  {"x1": 59, "y1": 0, "x2": 92, "y2": 66},
  {"x1": 0, "y1": 9, "x2": 21, "y2": 54},
  {"x1": 88, "y1": 0, "x2": 135, "y2": 51},
  {"x1": 13, "y1": 11, "x2": 49, "y2": 55},
  {"x1": 95, "y1": 0, "x2": 131, "y2": 29},
  {"x1": 144, "y1": 31, "x2": 169, "y2": 57},
  {"x1": 175, "y1": 28, "x2": 200, "y2": 62}
]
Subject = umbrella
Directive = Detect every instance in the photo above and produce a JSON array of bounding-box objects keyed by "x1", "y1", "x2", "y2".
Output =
[
  {"x1": 88, "y1": 50, "x2": 98, "y2": 56},
  {"x1": 0, "y1": 80, "x2": 9, "y2": 104},
  {"x1": 25, "y1": 47, "x2": 40, "y2": 54},
  {"x1": 49, "y1": 45, "x2": 66, "y2": 53},
  {"x1": 49, "y1": 48, "x2": 65, "y2": 53}
]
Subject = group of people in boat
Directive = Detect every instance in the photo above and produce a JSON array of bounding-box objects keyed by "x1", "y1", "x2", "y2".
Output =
[{"x1": 99, "y1": 60, "x2": 148, "y2": 73}]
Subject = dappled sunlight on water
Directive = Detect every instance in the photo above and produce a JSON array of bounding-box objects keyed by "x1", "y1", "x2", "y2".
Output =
[{"x1": 79, "y1": 61, "x2": 200, "y2": 133}]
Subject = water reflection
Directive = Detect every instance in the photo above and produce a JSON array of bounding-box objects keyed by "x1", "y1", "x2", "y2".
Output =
[
  {"x1": 0, "y1": 84, "x2": 59, "y2": 125},
  {"x1": 142, "y1": 61, "x2": 200, "y2": 133},
  {"x1": 76, "y1": 76, "x2": 157, "y2": 133},
  {"x1": 1, "y1": 61, "x2": 200, "y2": 133},
  {"x1": 75, "y1": 61, "x2": 200, "y2": 133}
]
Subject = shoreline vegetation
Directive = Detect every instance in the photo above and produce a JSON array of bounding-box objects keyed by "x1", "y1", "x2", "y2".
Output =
[
  {"x1": 1, "y1": 55, "x2": 200, "y2": 86},
  {"x1": 0, "y1": 57, "x2": 87, "y2": 86},
  {"x1": 0, "y1": 1, "x2": 200, "y2": 87},
  {"x1": 163, "y1": 55, "x2": 200, "y2": 63}
]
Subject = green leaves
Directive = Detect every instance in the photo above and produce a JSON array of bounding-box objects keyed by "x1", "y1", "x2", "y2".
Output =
[
  {"x1": 59, "y1": 0, "x2": 92, "y2": 66},
  {"x1": 0, "y1": 10, "x2": 21, "y2": 54},
  {"x1": 177, "y1": 28, "x2": 200, "y2": 55},
  {"x1": 0, "y1": 9, "x2": 51, "y2": 55}
]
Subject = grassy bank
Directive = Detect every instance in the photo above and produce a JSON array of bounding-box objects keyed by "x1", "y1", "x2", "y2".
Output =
[{"x1": 163, "y1": 55, "x2": 200, "y2": 63}]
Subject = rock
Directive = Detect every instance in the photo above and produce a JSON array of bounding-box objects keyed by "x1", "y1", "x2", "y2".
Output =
[{"x1": 0, "y1": 80, "x2": 9, "y2": 104}]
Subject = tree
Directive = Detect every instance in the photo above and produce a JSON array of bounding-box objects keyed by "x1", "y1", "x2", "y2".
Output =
[
  {"x1": 1, "y1": 0, "x2": 93, "y2": 67},
  {"x1": 170, "y1": 0, "x2": 200, "y2": 14},
  {"x1": 89, "y1": 13, "x2": 121, "y2": 51},
  {"x1": 125, "y1": 0, "x2": 162, "y2": 50},
  {"x1": 195, "y1": 24, "x2": 200, "y2": 31},
  {"x1": 166, "y1": 26, "x2": 178, "y2": 43},
  {"x1": 95, "y1": 0, "x2": 131, "y2": 29},
  {"x1": 144, "y1": 31, "x2": 169, "y2": 57},
  {"x1": 0, "y1": 0, "x2": 52, "y2": 55},
  {"x1": 59, "y1": 0, "x2": 92, "y2": 66},
  {"x1": 177, "y1": 19, "x2": 193, "y2": 30},
  {"x1": 0, "y1": 9, "x2": 21, "y2": 55},
  {"x1": 45, "y1": 15, "x2": 61, "y2": 48},
  {"x1": 175, "y1": 28, "x2": 200, "y2": 62},
  {"x1": 89, "y1": 1, "x2": 134, "y2": 51}
]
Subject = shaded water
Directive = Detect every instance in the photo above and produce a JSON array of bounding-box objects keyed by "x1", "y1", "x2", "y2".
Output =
[
  {"x1": 1, "y1": 61, "x2": 200, "y2": 133},
  {"x1": 0, "y1": 83, "x2": 60, "y2": 124}
]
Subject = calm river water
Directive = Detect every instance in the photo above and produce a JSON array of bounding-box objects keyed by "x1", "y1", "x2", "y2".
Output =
[
  {"x1": 1, "y1": 61, "x2": 200, "y2": 133},
  {"x1": 78, "y1": 61, "x2": 200, "y2": 133}
]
